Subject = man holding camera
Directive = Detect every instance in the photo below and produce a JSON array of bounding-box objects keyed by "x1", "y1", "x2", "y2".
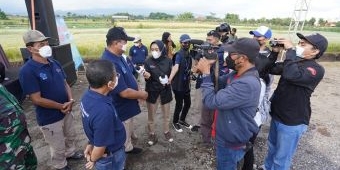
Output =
[
  {"x1": 196, "y1": 38, "x2": 261, "y2": 170},
  {"x1": 260, "y1": 33, "x2": 328, "y2": 170},
  {"x1": 216, "y1": 23, "x2": 232, "y2": 45}
]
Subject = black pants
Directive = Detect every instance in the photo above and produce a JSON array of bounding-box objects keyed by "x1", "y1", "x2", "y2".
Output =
[
  {"x1": 172, "y1": 90, "x2": 191, "y2": 123},
  {"x1": 242, "y1": 128, "x2": 260, "y2": 170}
]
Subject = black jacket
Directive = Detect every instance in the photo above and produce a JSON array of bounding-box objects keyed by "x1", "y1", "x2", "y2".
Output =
[
  {"x1": 144, "y1": 55, "x2": 173, "y2": 104},
  {"x1": 270, "y1": 49, "x2": 325, "y2": 125}
]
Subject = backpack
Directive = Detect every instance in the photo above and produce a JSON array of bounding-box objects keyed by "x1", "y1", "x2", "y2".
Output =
[
  {"x1": 0, "y1": 62, "x2": 5, "y2": 83},
  {"x1": 254, "y1": 78, "x2": 271, "y2": 126}
]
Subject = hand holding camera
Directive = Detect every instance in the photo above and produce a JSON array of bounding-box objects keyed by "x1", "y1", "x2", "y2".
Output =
[
  {"x1": 135, "y1": 65, "x2": 145, "y2": 75},
  {"x1": 269, "y1": 38, "x2": 294, "y2": 51}
]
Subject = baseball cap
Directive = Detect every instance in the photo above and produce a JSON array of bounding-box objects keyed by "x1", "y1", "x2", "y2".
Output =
[
  {"x1": 207, "y1": 30, "x2": 221, "y2": 39},
  {"x1": 23, "y1": 30, "x2": 50, "y2": 44},
  {"x1": 179, "y1": 34, "x2": 191, "y2": 42},
  {"x1": 133, "y1": 36, "x2": 141, "y2": 43},
  {"x1": 249, "y1": 26, "x2": 272, "y2": 39},
  {"x1": 223, "y1": 38, "x2": 260, "y2": 60},
  {"x1": 106, "y1": 27, "x2": 134, "y2": 42},
  {"x1": 297, "y1": 33, "x2": 328, "y2": 59}
]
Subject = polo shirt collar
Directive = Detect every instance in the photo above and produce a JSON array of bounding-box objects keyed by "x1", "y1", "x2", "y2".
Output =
[
  {"x1": 28, "y1": 58, "x2": 55, "y2": 68},
  {"x1": 87, "y1": 89, "x2": 112, "y2": 103}
]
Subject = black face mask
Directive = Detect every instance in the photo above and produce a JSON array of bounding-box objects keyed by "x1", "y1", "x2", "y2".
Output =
[
  {"x1": 225, "y1": 56, "x2": 236, "y2": 70},
  {"x1": 221, "y1": 35, "x2": 229, "y2": 43},
  {"x1": 182, "y1": 44, "x2": 190, "y2": 51}
]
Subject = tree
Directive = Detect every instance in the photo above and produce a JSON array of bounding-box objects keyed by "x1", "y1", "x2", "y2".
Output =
[
  {"x1": 177, "y1": 12, "x2": 194, "y2": 20},
  {"x1": 0, "y1": 8, "x2": 8, "y2": 20},
  {"x1": 307, "y1": 17, "x2": 316, "y2": 26},
  {"x1": 318, "y1": 18, "x2": 326, "y2": 26},
  {"x1": 224, "y1": 13, "x2": 239, "y2": 23},
  {"x1": 148, "y1": 12, "x2": 174, "y2": 20}
]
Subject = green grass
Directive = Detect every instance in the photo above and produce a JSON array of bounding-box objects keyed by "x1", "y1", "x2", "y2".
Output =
[{"x1": 1, "y1": 21, "x2": 340, "y2": 62}]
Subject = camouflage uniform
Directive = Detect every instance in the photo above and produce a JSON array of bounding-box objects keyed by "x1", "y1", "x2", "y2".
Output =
[{"x1": 0, "y1": 85, "x2": 37, "y2": 170}]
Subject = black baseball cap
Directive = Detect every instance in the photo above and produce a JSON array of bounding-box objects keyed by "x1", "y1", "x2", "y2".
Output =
[
  {"x1": 207, "y1": 30, "x2": 221, "y2": 39},
  {"x1": 106, "y1": 27, "x2": 134, "y2": 42},
  {"x1": 296, "y1": 33, "x2": 328, "y2": 59},
  {"x1": 223, "y1": 38, "x2": 260, "y2": 60}
]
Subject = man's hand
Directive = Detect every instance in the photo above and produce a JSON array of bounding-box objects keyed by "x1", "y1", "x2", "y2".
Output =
[
  {"x1": 61, "y1": 101, "x2": 74, "y2": 114},
  {"x1": 85, "y1": 160, "x2": 95, "y2": 169},
  {"x1": 196, "y1": 57, "x2": 216, "y2": 74},
  {"x1": 275, "y1": 38, "x2": 294, "y2": 50},
  {"x1": 84, "y1": 144, "x2": 94, "y2": 169},
  {"x1": 139, "y1": 91, "x2": 148, "y2": 100}
]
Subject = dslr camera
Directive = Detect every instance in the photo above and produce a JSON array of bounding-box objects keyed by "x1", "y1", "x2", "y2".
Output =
[
  {"x1": 190, "y1": 39, "x2": 219, "y2": 60},
  {"x1": 269, "y1": 39, "x2": 284, "y2": 47}
]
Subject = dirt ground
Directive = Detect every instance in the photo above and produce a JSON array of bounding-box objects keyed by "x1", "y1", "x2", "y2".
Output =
[{"x1": 22, "y1": 62, "x2": 340, "y2": 170}]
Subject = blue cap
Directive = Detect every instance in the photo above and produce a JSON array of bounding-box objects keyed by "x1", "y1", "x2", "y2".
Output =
[
  {"x1": 179, "y1": 34, "x2": 191, "y2": 42},
  {"x1": 249, "y1": 26, "x2": 272, "y2": 39},
  {"x1": 297, "y1": 33, "x2": 328, "y2": 59}
]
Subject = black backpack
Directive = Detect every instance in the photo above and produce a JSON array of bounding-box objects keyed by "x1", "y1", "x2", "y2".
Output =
[{"x1": 0, "y1": 62, "x2": 5, "y2": 83}]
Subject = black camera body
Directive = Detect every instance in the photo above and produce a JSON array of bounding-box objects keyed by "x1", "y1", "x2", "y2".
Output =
[
  {"x1": 191, "y1": 40, "x2": 219, "y2": 60},
  {"x1": 269, "y1": 40, "x2": 284, "y2": 47}
]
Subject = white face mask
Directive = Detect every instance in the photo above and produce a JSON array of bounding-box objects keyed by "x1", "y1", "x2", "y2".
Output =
[
  {"x1": 134, "y1": 43, "x2": 139, "y2": 47},
  {"x1": 108, "y1": 76, "x2": 119, "y2": 90},
  {"x1": 39, "y1": 45, "x2": 52, "y2": 58},
  {"x1": 121, "y1": 44, "x2": 127, "y2": 52},
  {"x1": 295, "y1": 45, "x2": 305, "y2": 58},
  {"x1": 151, "y1": 51, "x2": 160, "y2": 59}
]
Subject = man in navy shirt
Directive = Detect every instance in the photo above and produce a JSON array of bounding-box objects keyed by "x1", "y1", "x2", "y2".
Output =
[
  {"x1": 101, "y1": 27, "x2": 148, "y2": 154},
  {"x1": 19, "y1": 30, "x2": 82, "y2": 170},
  {"x1": 129, "y1": 36, "x2": 148, "y2": 66},
  {"x1": 81, "y1": 60, "x2": 126, "y2": 170}
]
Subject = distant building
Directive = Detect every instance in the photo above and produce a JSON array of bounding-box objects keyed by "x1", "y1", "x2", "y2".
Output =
[{"x1": 112, "y1": 15, "x2": 129, "y2": 20}]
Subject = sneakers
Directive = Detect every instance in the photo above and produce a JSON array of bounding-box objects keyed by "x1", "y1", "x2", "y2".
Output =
[
  {"x1": 178, "y1": 120, "x2": 193, "y2": 129},
  {"x1": 164, "y1": 131, "x2": 174, "y2": 142},
  {"x1": 172, "y1": 123, "x2": 183, "y2": 132},
  {"x1": 125, "y1": 147, "x2": 143, "y2": 154},
  {"x1": 147, "y1": 133, "x2": 158, "y2": 146}
]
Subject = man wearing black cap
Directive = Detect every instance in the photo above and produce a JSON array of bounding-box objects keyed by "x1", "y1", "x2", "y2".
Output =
[
  {"x1": 260, "y1": 33, "x2": 328, "y2": 170},
  {"x1": 196, "y1": 38, "x2": 261, "y2": 170},
  {"x1": 101, "y1": 27, "x2": 148, "y2": 155}
]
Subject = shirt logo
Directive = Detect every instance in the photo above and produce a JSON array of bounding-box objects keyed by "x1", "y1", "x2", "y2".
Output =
[
  {"x1": 150, "y1": 65, "x2": 156, "y2": 69},
  {"x1": 39, "y1": 73, "x2": 48, "y2": 80},
  {"x1": 56, "y1": 68, "x2": 62, "y2": 73},
  {"x1": 133, "y1": 50, "x2": 136, "y2": 53},
  {"x1": 307, "y1": 67, "x2": 317, "y2": 76}
]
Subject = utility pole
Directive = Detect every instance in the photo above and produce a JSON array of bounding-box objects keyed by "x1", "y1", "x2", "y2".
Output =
[{"x1": 288, "y1": 0, "x2": 312, "y2": 42}]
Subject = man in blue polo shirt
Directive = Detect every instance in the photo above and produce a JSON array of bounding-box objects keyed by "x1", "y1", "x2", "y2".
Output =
[
  {"x1": 129, "y1": 36, "x2": 148, "y2": 66},
  {"x1": 19, "y1": 30, "x2": 83, "y2": 170},
  {"x1": 81, "y1": 60, "x2": 126, "y2": 170},
  {"x1": 101, "y1": 27, "x2": 148, "y2": 154}
]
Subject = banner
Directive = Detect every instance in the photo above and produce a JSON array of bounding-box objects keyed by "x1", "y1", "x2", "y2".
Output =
[{"x1": 55, "y1": 16, "x2": 84, "y2": 70}]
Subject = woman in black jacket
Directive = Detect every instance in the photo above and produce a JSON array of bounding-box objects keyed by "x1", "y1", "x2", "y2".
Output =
[{"x1": 143, "y1": 40, "x2": 173, "y2": 146}]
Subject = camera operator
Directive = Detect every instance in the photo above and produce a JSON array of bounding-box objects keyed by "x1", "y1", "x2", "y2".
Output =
[
  {"x1": 240, "y1": 26, "x2": 279, "y2": 170},
  {"x1": 216, "y1": 22, "x2": 232, "y2": 45},
  {"x1": 260, "y1": 33, "x2": 328, "y2": 170},
  {"x1": 168, "y1": 34, "x2": 193, "y2": 132},
  {"x1": 196, "y1": 38, "x2": 261, "y2": 170}
]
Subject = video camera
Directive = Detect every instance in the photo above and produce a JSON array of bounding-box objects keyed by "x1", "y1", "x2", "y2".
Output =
[
  {"x1": 190, "y1": 39, "x2": 219, "y2": 60},
  {"x1": 269, "y1": 39, "x2": 284, "y2": 47}
]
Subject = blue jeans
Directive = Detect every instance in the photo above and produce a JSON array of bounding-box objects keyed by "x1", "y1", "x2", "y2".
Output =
[
  {"x1": 216, "y1": 145, "x2": 245, "y2": 170},
  {"x1": 95, "y1": 147, "x2": 126, "y2": 170},
  {"x1": 264, "y1": 119, "x2": 307, "y2": 170}
]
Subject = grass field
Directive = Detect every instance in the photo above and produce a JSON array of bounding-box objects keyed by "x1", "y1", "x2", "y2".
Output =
[{"x1": 1, "y1": 21, "x2": 340, "y2": 62}]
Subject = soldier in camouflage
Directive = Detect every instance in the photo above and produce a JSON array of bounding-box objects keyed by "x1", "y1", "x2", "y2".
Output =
[{"x1": 0, "y1": 84, "x2": 37, "y2": 170}]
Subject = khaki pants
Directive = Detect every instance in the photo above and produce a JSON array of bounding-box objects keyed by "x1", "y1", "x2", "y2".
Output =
[
  {"x1": 123, "y1": 117, "x2": 135, "y2": 152},
  {"x1": 40, "y1": 113, "x2": 76, "y2": 169},
  {"x1": 147, "y1": 97, "x2": 171, "y2": 134}
]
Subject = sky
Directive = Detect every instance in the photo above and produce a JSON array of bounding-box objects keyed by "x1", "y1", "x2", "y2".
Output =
[{"x1": 1, "y1": 0, "x2": 340, "y2": 20}]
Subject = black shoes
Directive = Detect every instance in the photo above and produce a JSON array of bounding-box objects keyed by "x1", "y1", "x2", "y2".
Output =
[
  {"x1": 126, "y1": 147, "x2": 143, "y2": 154},
  {"x1": 172, "y1": 123, "x2": 183, "y2": 132},
  {"x1": 178, "y1": 120, "x2": 193, "y2": 129}
]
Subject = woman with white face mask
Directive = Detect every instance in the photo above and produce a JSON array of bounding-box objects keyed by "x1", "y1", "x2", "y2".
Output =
[{"x1": 143, "y1": 40, "x2": 174, "y2": 146}]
